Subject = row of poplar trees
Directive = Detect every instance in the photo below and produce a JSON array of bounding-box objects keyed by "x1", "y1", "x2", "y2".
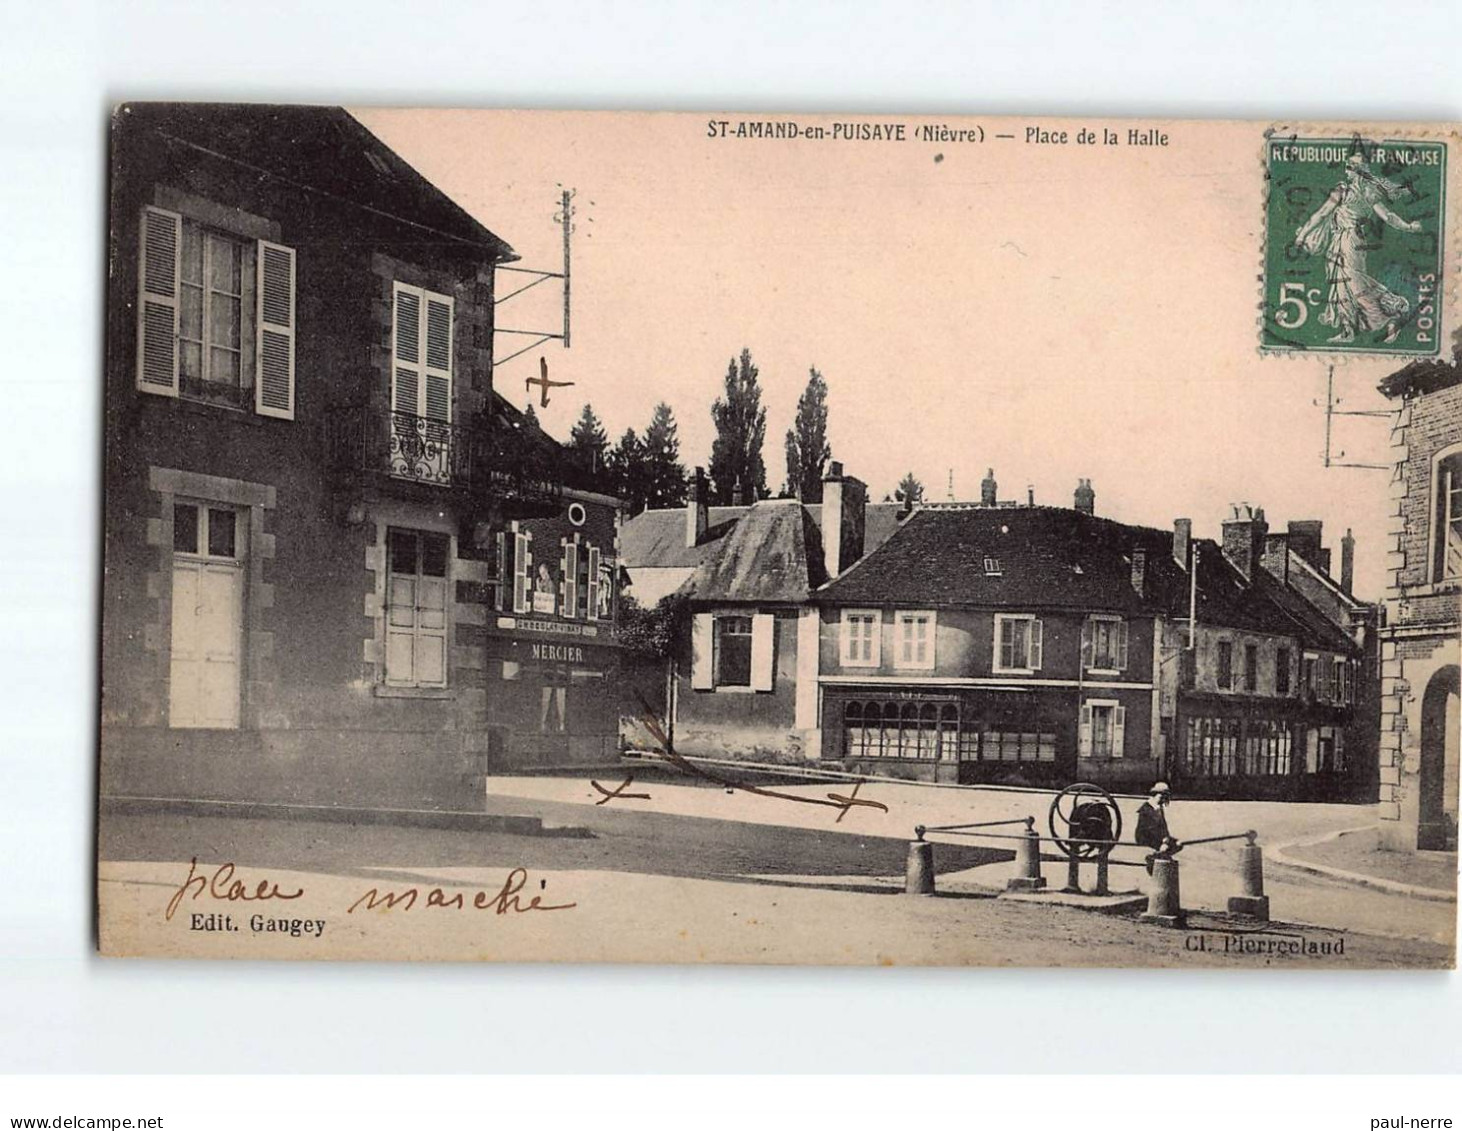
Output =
[{"x1": 565, "y1": 348, "x2": 847, "y2": 516}]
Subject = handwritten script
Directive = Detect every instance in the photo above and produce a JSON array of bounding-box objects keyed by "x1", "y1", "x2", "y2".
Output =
[
  {"x1": 165, "y1": 857, "x2": 306, "y2": 921},
  {"x1": 347, "y1": 867, "x2": 576, "y2": 915}
]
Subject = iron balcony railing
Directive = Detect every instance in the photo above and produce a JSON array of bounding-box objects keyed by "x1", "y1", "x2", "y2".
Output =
[{"x1": 326, "y1": 405, "x2": 564, "y2": 512}]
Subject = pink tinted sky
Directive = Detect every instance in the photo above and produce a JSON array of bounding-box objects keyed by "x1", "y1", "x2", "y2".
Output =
[{"x1": 352, "y1": 109, "x2": 1439, "y2": 599}]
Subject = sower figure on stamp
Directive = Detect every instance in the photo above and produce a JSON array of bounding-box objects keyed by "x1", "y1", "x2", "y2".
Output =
[
  {"x1": 1292, "y1": 153, "x2": 1423, "y2": 344},
  {"x1": 1135, "y1": 782, "x2": 1181, "y2": 875}
]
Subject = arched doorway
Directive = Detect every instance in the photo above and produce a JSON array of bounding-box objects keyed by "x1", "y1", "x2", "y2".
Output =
[{"x1": 1417, "y1": 664, "x2": 1459, "y2": 851}]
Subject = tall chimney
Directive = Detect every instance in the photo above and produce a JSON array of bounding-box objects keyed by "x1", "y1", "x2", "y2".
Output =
[
  {"x1": 1074, "y1": 478, "x2": 1095, "y2": 515},
  {"x1": 1262, "y1": 532, "x2": 1290, "y2": 584},
  {"x1": 1130, "y1": 547, "x2": 1148, "y2": 596},
  {"x1": 1172, "y1": 518, "x2": 1192, "y2": 569},
  {"x1": 821, "y1": 461, "x2": 867, "y2": 580},
  {"x1": 685, "y1": 467, "x2": 708, "y2": 548},
  {"x1": 980, "y1": 468, "x2": 997, "y2": 506},
  {"x1": 1221, "y1": 504, "x2": 1268, "y2": 582},
  {"x1": 1341, "y1": 528, "x2": 1355, "y2": 595}
]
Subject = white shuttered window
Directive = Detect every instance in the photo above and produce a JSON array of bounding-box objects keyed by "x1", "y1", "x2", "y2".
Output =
[{"x1": 392, "y1": 282, "x2": 454, "y2": 424}]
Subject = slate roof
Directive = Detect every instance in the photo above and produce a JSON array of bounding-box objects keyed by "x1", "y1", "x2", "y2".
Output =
[
  {"x1": 116, "y1": 103, "x2": 517, "y2": 261},
  {"x1": 813, "y1": 506, "x2": 1180, "y2": 613},
  {"x1": 813, "y1": 505, "x2": 1359, "y2": 653},
  {"x1": 619, "y1": 501, "x2": 907, "y2": 576},
  {"x1": 679, "y1": 501, "x2": 821, "y2": 603},
  {"x1": 618, "y1": 506, "x2": 750, "y2": 571}
]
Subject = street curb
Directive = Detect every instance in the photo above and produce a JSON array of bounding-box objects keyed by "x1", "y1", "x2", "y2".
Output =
[
  {"x1": 100, "y1": 795, "x2": 597, "y2": 839},
  {"x1": 1269, "y1": 825, "x2": 1457, "y2": 904}
]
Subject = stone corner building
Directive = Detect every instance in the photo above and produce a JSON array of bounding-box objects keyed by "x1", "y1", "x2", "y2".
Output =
[
  {"x1": 1377, "y1": 358, "x2": 1461, "y2": 852},
  {"x1": 102, "y1": 104, "x2": 623, "y2": 812}
]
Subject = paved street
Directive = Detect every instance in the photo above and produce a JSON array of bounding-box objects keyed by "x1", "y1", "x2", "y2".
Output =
[{"x1": 96, "y1": 768, "x2": 1455, "y2": 966}]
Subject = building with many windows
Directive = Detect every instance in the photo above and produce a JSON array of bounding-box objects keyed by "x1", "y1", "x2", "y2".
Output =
[
  {"x1": 811, "y1": 482, "x2": 1375, "y2": 800},
  {"x1": 1376, "y1": 357, "x2": 1461, "y2": 851},
  {"x1": 102, "y1": 104, "x2": 622, "y2": 811}
]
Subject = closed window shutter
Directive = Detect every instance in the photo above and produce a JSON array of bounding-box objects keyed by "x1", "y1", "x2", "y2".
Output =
[
  {"x1": 751, "y1": 613, "x2": 775, "y2": 691},
  {"x1": 392, "y1": 284, "x2": 422, "y2": 416},
  {"x1": 255, "y1": 240, "x2": 296, "y2": 419},
  {"x1": 1116, "y1": 620, "x2": 1129, "y2": 669},
  {"x1": 494, "y1": 532, "x2": 507, "y2": 611},
  {"x1": 1030, "y1": 619, "x2": 1044, "y2": 670},
  {"x1": 561, "y1": 540, "x2": 578, "y2": 618},
  {"x1": 513, "y1": 530, "x2": 530, "y2": 614},
  {"x1": 1113, "y1": 705, "x2": 1126, "y2": 758},
  {"x1": 690, "y1": 613, "x2": 714, "y2": 689},
  {"x1": 586, "y1": 545, "x2": 600, "y2": 621},
  {"x1": 137, "y1": 206, "x2": 181, "y2": 396},
  {"x1": 1080, "y1": 620, "x2": 1094, "y2": 668},
  {"x1": 424, "y1": 292, "x2": 453, "y2": 424},
  {"x1": 1078, "y1": 703, "x2": 1093, "y2": 757}
]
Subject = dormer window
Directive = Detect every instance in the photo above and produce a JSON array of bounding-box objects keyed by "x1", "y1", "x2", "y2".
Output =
[{"x1": 984, "y1": 557, "x2": 1002, "y2": 576}]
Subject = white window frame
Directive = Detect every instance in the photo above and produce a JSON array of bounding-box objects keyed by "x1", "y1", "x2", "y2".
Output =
[
  {"x1": 840, "y1": 609, "x2": 881, "y2": 668},
  {"x1": 711, "y1": 612, "x2": 756, "y2": 690},
  {"x1": 893, "y1": 610, "x2": 936, "y2": 671},
  {"x1": 1079, "y1": 697, "x2": 1126, "y2": 760},
  {"x1": 1082, "y1": 614, "x2": 1128, "y2": 675},
  {"x1": 1428, "y1": 442, "x2": 1462, "y2": 584},
  {"x1": 993, "y1": 613, "x2": 1042, "y2": 674}
]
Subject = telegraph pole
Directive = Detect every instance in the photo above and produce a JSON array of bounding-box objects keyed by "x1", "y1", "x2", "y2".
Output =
[{"x1": 561, "y1": 188, "x2": 573, "y2": 348}]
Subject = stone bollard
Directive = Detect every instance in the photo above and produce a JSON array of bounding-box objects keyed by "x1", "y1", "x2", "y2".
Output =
[
  {"x1": 1140, "y1": 847, "x2": 1186, "y2": 928},
  {"x1": 906, "y1": 837, "x2": 936, "y2": 896},
  {"x1": 1226, "y1": 833, "x2": 1271, "y2": 921},
  {"x1": 1006, "y1": 827, "x2": 1047, "y2": 893}
]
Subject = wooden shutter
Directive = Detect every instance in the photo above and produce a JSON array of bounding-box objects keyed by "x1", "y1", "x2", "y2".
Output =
[
  {"x1": 1078, "y1": 703, "x2": 1093, "y2": 757},
  {"x1": 1080, "y1": 620, "x2": 1094, "y2": 669},
  {"x1": 1116, "y1": 620, "x2": 1129, "y2": 669},
  {"x1": 560, "y1": 539, "x2": 578, "y2": 619},
  {"x1": 1029, "y1": 619, "x2": 1044, "y2": 670},
  {"x1": 751, "y1": 613, "x2": 775, "y2": 691},
  {"x1": 690, "y1": 613, "x2": 714, "y2": 689},
  {"x1": 1113, "y1": 705, "x2": 1127, "y2": 758},
  {"x1": 392, "y1": 283, "x2": 422, "y2": 416},
  {"x1": 137, "y1": 206, "x2": 181, "y2": 396},
  {"x1": 513, "y1": 530, "x2": 530, "y2": 614},
  {"x1": 493, "y1": 532, "x2": 507, "y2": 611},
  {"x1": 255, "y1": 240, "x2": 296, "y2": 419},
  {"x1": 423, "y1": 292, "x2": 453, "y2": 424},
  {"x1": 586, "y1": 545, "x2": 601, "y2": 622}
]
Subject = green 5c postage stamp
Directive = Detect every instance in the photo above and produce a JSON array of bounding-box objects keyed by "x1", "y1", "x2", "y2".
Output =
[{"x1": 1262, "y1": 135, "x2": 1446, "y2": 356}]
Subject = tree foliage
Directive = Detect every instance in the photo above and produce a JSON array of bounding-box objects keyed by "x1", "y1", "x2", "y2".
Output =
[
  {"x1": 895, "y1": 471, "x2": 924, "y2": 506},
  {"x1": 708, "y1": 348, "x2": 768, "y2": 504},
  {"x1": 783, "y1": 367, "x2": 831, "y2": 502},
  {"x1": 617, "y1": 592, "x2": 693, "y2": 663},
  {"x1": 605, "y1": 428, "x2": 646, "y2": 514},
  {"x1": 567, "y1": 403, "x2": 609, "y2": 475},
  {"x1": 640, "y1": 402, "x2": 688, "y2": 511}
]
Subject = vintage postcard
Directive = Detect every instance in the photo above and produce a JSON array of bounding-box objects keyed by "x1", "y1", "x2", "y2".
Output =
[{"x1": 98, "y1": 107, "x2": 1460, "y2": 966}]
